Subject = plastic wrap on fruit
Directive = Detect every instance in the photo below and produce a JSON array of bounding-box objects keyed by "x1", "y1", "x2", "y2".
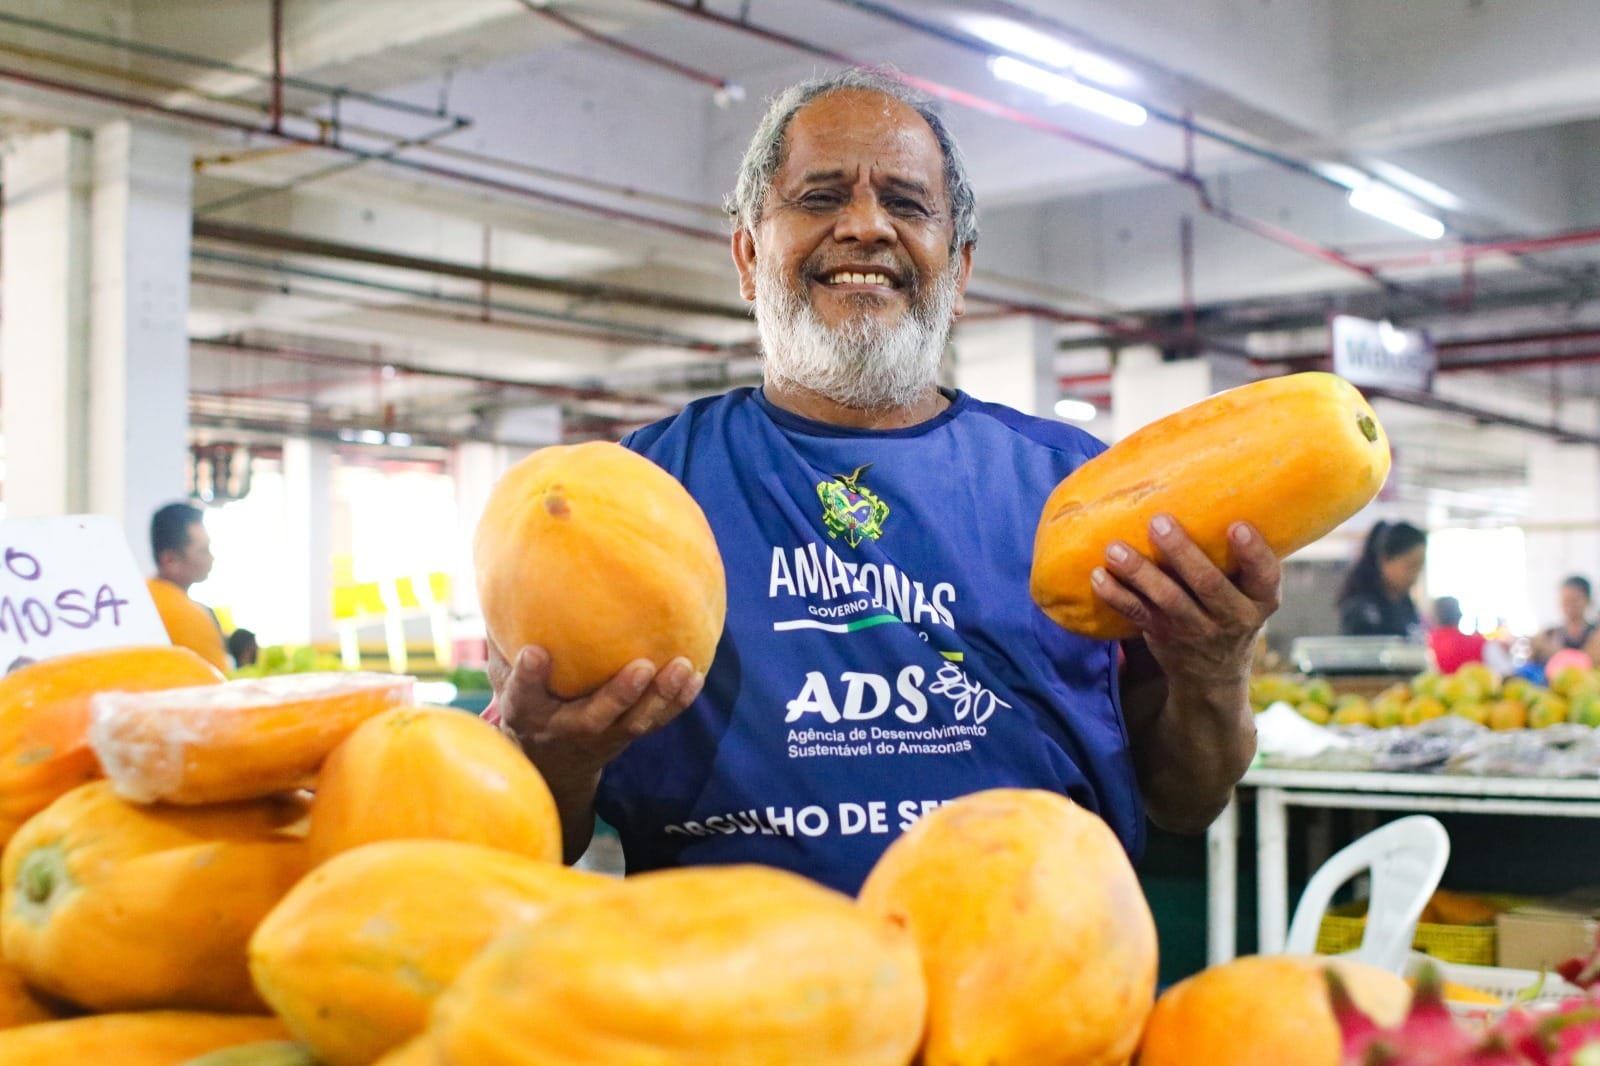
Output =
[{"x1": 89, "y1": 672, "x2": 414, "y2": 804}]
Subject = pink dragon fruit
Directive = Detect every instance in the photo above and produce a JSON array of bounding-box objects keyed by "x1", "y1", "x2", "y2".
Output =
[
  {"x1": 1330, "y1": 964, "x2": 1530, "y2": 1065},
  {"x1": 1495, "y1": 997, "x2": 1600, "y2": 1065}
]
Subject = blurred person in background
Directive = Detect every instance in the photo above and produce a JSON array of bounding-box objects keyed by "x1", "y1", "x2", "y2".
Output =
[
  {"x1": 227, "y1": 627, "x2": 259, "y2": 669},
  {"x1": 1427, "y1": 596, "x2": 1486, "y2": 674},
  {"x1": 147, "y1": 501, "x2": 229, "y2": 672},
  {"x1": 1530, "y1": 575, "x2": 1600, "y2": 666},
  {"x1": 1337, "y1": 520, "x2": 1427, "y2": 640}
]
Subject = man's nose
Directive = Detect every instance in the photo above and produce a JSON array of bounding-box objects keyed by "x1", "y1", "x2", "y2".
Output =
[{"x1": 832, "y1": 194, "x2": 896, "y2": 244}]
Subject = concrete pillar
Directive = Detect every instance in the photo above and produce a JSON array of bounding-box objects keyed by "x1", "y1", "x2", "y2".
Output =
[
  {"x1": 452, "y1": 440, "x2": 518, "y2": 626},
  {"x1": 87, "y1": 122, "x2": 194, "y2": 565},
  {"x1": 1523, "y1": 438, "x2": 1600, "y2": 634},
  {"x1": 282, "y1": 437, "x2": 336, "y2": 645},
  {"x1": 1111, "y1": 347, "x2": 1214, "y2": 442},
  {"x1": 951, "y1": 314, "x2": 1056, "y2": 417},
  {"x1": 0, "y1": 122, "x2": 192, "y2": 564},
  {"x1": 1, "y1": 130, "x2": 93, "y2": 517}
]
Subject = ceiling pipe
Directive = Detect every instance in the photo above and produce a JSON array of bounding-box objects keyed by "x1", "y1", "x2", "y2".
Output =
[
  {"x1": 192, "y1": 219, "x2": 750, "y2": 320},
  {"x1": 0, "y1": 64, "x2": 722, "y2": 245},
  {"x1": 269, "y1": 0, "x2": 285, "y2": 132},
  {"x1": 190, "y1": 248, "x2": 748, "y2": 353},
  {"x1": 0, "y1": 9, "x2": 467, "y2": 125},
  {"x1": 1356, "y1": 226, "x2": 1600, "y2": 270},
  {"x1": 634, "y1": 0, "x2": 1190, "y2": 181},
  {"x1": 1362, "y1": 386, "x2": 1600, "y2": 447},
  {"x1": 513, "y1": 0, "x2": 740, "y2": 95},
  {"x1": 191, "y1": 336, "x2": 681, "y2": 414},
  {"x1": 821, "y1": 0, "x2": 1351, "y2": 196},
  {"x1": 188, "y1": 270, "x2": 747, "y2": 353}
]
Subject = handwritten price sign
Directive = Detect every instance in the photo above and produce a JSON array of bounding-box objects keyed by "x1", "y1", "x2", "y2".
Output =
[{"x1": 0, "y1": 515, "x2": 168, "y2": 669}]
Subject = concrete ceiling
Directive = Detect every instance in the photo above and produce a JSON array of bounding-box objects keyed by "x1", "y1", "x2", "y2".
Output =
[{"x1": 3, "y1": 0, "x2": 1600, "y2": 523}]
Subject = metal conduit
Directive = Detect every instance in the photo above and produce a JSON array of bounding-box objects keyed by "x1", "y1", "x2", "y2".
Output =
[
  {"x1": 192, "y1": 219, "x2": 751, "y2": 320},
  {"x1": 190, "y1": 249, "x2": 747, "y2": 353},
  {"x1": 191, "y1": 336, "x2": 681, "y2": 413},
  {"x1": 188, "y1": 271, "x2": 743, "y2": 352},
  {"x1": 0, "y1": 9, "x2": 468, "y2": 124},
  {"x1": 0, "y1": 64, "x2": 725, "y2": 245}
]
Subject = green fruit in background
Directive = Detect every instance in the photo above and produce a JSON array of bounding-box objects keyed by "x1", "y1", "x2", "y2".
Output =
[
  {"x1": 1296, "y1": 701, "x2": 1331, "y2": 725},
  {"x1": 1410, "y1": 671, "x2": 1440, "y2": 699},
  {"x1": 1302, "y1": 677, "x2": 1334, "y2": 708},
  {"x1": 1373, "y1": 697, "x2": 1407, "y2": 730},
  {"x1": 1571, "y1": 690, "x2": 1600, "y2": 728},
  {"x1": 1500, "y1": 676, "x2": 1537, "y2": 704}
]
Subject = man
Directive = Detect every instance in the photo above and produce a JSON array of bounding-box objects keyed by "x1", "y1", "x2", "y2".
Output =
[
  {"x1": 148, "y1": 501, "x2": 229, "y2": 671},
  {"x1": 490, "y1": 69, "x2": 1278, "y2": 894}
]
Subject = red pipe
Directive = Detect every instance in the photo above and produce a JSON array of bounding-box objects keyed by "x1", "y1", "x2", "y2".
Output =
[
  {"x1": 642, "y1": 0, "x2": 1425, "y2": 298},
  {"x1": 635, "y1": 0, "x2": 1190, "y2": 183},
  {"x1": 190, "y1": 336, "x2": 681, "y2": 412},
  {"x1": 1358, "y1": 227, "x2": 1600, "y2": 270},
  {"x1": 188, "y1": 272, "x2": 737, "y2": 351},
  {"x1": 518, "y1": 1, "x2": 736, "y2": 92},
  {"x1": 0, "y1": 65, "x2": 726, "y2": 245}
]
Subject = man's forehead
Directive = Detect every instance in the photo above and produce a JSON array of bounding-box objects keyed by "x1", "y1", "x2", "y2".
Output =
[{"x1": 776, "y1": 90, "x2": 944, "y2": 182}]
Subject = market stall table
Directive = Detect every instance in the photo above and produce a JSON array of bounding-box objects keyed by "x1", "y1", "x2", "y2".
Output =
[{"x1": 1206, "y1": 766, "x2": 1600, "y2": 965}]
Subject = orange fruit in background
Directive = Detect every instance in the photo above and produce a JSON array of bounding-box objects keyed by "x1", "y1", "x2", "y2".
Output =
[
  {"x1": 1402, "y1": 696, "x2": 1446, "y2": 727},
  {"x1": 430, "y1": 865, "x2": 926, "y2": 1066},
  {"x1": 0, "y1": 645, "x2": 224, "y2": 846},
  {"x1": 859, "y1": 789, "x2": 1155, "y2": 1066},
  {"x1": 308, "y1": 706, "x2": 561, "y2": 866},
  {"x1": 1136, "y1": 955, "x2": 1410, "y2": 1066},
  {"x1": 472, "y1": 441, "x2": 726, "y2": 699},
  {"x1": 1488, "y1": 699, "x2": 1530, "y2": 731}
]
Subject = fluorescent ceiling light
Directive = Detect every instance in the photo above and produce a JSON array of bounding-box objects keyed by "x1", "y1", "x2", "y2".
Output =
[
  {"x1": 1314, "y1": 161, "x2": 1369, "y2": 190},
  {"x1": 1347, "y1": 185, "x2": 1446, "y2": 241},
  {"x1": 991, "y1": 57, "x2": 1147, "y2": 127},
  {"x1": 1054, "y1": 398, "x2": 1099, "y2": 422},
  {"x1": 960, "y1": 15, "x2": 1135, "y2": 88},
  {"x1": 1368, "y1": 162, "x2": 1464, "y2": 212}
]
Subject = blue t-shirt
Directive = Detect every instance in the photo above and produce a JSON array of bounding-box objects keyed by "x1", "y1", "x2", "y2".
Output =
[{"x1": 598, "y1": 387, "x2": 1144, "y2": 894}]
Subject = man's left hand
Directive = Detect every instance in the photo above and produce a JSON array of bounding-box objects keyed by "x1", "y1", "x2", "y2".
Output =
[{"x1": 1092, "y1": 514, "x2": 1280, "y2": 690}]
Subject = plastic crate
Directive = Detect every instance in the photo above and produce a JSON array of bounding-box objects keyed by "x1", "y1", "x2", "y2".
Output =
[
  {"x1": 1317, "y1": 903, "x2": 1498, "y2": 967},
  {"x1": 1407, "y1": 956, "x2": 1586, "y2": 1021}
]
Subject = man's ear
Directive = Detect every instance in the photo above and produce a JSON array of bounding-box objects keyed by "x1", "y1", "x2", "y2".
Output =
[
  {"x1": 732, "y1": 229, "x2": 758, "y2": 302},
  {"x1": 952, "y1": 242, "x2": 975, "y2": 318}
]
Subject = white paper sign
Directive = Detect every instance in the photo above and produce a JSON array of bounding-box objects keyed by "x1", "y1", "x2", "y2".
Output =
[
  {"x1": 0, "y1": 514, "x2": 169, "y2": 670},
  {"x1": 1331, "y1": 314, "x2": 1436, "y2": 391}
]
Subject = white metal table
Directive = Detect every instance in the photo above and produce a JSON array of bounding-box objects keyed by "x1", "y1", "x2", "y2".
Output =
[{"x1": 1205, "y1": 767, "x2": 1600, "y2": 965}]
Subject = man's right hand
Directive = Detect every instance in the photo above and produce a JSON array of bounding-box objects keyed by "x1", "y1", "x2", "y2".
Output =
[{"x1": 487, "y1": 643, "x2": 704, "y2": 862}]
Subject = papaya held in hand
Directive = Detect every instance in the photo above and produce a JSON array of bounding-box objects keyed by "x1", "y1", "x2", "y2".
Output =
[
  {"x1": 1031, "y1": 371, "x2": 1390, "y2": 640},
  {"x1": 472, "y1": 441, "x2": 727, "y2": 699}
]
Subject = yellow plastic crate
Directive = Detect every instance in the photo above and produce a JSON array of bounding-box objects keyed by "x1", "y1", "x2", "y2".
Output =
[{"x1": 1316, "y1": 903, "x2": 1497, "y2": 967}]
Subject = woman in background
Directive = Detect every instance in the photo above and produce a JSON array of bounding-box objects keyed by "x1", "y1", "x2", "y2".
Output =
[
  {"x1": 1530, "y1": 575, "x2": 1600, "y2": 666},
  {"x1": 1337, "y1": 520, "x2": 1428, "y2": 640}
]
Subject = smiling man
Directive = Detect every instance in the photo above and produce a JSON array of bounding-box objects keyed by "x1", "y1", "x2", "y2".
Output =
[{"x1": 489, "y1": 68, "x2": 1280, "y2": 894}]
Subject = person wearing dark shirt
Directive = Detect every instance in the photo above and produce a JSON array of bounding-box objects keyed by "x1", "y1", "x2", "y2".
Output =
[
  {"x1": 1337, "y1": 521, "x2": 1427, "y2": 640},
  {"x1": 1428, "y1": 596, "x2": 1486, "y2": 674},
  {"x1": 1530, "y1": 575, "x2": 1600, "y2": 665}
]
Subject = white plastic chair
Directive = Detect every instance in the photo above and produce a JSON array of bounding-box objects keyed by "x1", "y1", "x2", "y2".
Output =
[{"x1": 1283, "y1": 814, "x2": 1451, "y2": 975}]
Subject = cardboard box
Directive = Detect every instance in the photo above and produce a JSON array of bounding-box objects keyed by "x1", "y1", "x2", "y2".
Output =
[{"x1": 1496, "y1": 890, "x2": 1600, "y2": 971}]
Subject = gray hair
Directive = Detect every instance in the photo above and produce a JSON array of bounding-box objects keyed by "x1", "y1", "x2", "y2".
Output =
[{"x1": 724, "y1": 68, "x2": 979, "y2": 253}]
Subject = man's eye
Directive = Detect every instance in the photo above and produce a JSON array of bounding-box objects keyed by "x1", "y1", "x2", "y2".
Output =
[
  {"x1": 886, "y1": 198, "x2": 931, "y2": 217},
  {"x1": 799, "y1": 191, "x2": 845, "y2": 209}
]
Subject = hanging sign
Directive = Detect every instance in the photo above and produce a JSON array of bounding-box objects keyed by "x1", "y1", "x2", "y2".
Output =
[
  {"x1": 1331, "y1": 314, "x2": 1436, "y2": 391},
  {"x1": 0, "y1": 514, "x2": 168, "y2": 672}
]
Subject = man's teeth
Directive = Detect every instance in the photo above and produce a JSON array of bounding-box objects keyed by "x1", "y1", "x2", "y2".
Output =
[{"x1": 828, "y1": 272, "x2": 892, "y2": 286}]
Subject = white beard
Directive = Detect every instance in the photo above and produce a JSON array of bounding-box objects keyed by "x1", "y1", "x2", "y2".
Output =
[{"x1": 754, "y1": 255, "x2": 961, "y2": 412}]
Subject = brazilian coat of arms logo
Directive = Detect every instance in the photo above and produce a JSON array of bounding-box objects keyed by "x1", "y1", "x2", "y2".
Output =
[{"x1": 816, "y1": 464, "x2": 889, "y2": 548}]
